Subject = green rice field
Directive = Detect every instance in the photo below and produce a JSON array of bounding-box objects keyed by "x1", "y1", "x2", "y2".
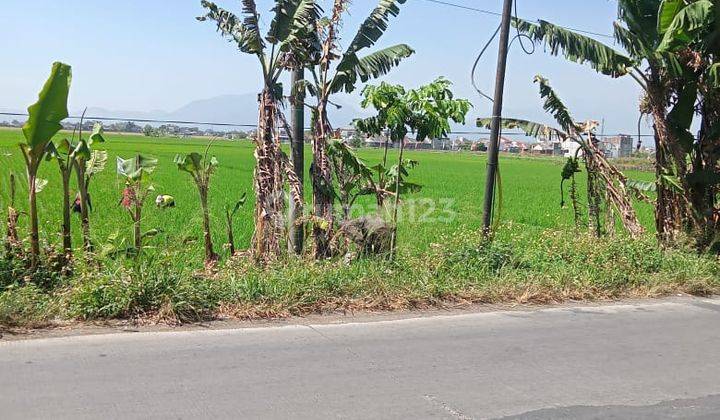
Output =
[{"x1": 0, "y1": 127, "x2": 655, "y2": 268}]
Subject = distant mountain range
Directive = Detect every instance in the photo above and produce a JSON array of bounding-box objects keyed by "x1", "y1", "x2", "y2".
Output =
[
  {"x1": 2, "y1": 93, "x2": 485, "y2": 135},
  {"x1": 76, "y1": 94, "x2": 371, "y2": 128}
]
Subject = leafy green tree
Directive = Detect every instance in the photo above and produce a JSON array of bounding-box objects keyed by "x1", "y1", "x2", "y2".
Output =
[
  {"x1": 356, "y1": 78, "x2": 471, "y2": 254},
  {"x1": 198, "y1": 0, "x2": 317, "y2": 262},
  {"x1": 20, "y1": 62, "x2": 71, "y2": 268},
  {"x1": 116, "y1": 155, "x2": 158, "y2": 255},
  {"x1": 174, "y1": 148, "x2": 219, "y2": 265}
]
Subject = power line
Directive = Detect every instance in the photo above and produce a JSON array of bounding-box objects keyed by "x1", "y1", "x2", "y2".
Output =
[
  {"x1": 0, "y1": 111, "x2": 655, "y2": 137},
  {"x1": 419, "y1": 0, "x2": 615, "y2": 39}
]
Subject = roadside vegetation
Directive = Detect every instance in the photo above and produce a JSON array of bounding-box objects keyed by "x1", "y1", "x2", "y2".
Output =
[{"x1": 2, "y1": 0, "x2": 720, "y2": 329}]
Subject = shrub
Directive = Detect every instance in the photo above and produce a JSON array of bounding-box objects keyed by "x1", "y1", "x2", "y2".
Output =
[{"x1": 0, "y1": 284, "x2": 58, "y2": 328}]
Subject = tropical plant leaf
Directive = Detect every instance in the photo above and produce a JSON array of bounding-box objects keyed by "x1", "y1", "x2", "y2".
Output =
[
  {"x1": 613, "y1": 22, "x2": 648, "y2": 59},
  {"x1": 86, "y1": 150, "x2": 108, "y2": 177},
  {"x1": 174, "y1": 152, "x2": 202, "y2": 173},
  {"x1": 230, "y1": 193, "x2": 247, "y2": 217},
  {"x1": 332, "y1": 44, "x2": 414, "y2": 94},
  {"x1": 22, "y1": 62, "x2": 71, "y2": 152},
  {"x1": 513, "y1": 18, "x2": 633, "y2": 77},
  {"x1": 117, "y1": 155, "x2": 158, "y2": 181},
  {"x1": 657, "y1": 0, "x2": 714, "y2": 51},
  {"x1": 658, "y1": 0, "x2": 685, "y2": 35},
  {"x1": 626, "y1": 178, "x2": 657, "y2": 192},
  {"x1": 88, "y1": 123, "x2": 106, "y2": 145},
  {"x1": 477, "y1": 117, "x2": 569, "y2": 141},
  {"x1": 267, "y1": 0, "x2": 322, "y2": 45},
  {"x1": 328, "y1": 140, "x2": 374, "y2": 181},
  {"x1": 534, "y1": 75, "x2": 581, "y2": 134},
  {"x1": 617, "y1": 0, "x2": 660, "y2": 46},
  {"x1": 667, "y1": 81, "x2": 698, "y2": 131},
  {"x1": 198, "y1": 0, "x2": 265, "y2": 54},
  {"x1": 346, "y1": 0, "x2": 406, "y2": 53},
  {"x1": 660, "y1": 173, "x2": 683, "y2": 192},
  {"x1": 708, "y1": 63, "x2": 720, "y2": 88},
  {"x1": 34, "y1": 178, "x2": 49, "y2": 193}
]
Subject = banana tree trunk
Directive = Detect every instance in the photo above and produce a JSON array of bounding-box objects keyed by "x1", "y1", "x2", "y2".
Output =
[
  {"x1": 133, "y1": 204, "x2": 142, "y2": 254},
  {"x1": 75, "y1": 166, "x2": 92, "y2": 251},
  {"x1": 61, "y1": 171, "x2": 72, "y2": 256},
  {"x1": 28, "y1": 171, "x2": 40, "y2": 268},
  {"x1": 311, "y1": 103, "x2": 334, "y2": 259},
  {"x1": 199, "y1": 185, "x2": 217, "y2": 264},
  {"x1": 647, "y1": 75, "x2": 689, "y2": 244},
  {"x1": 226, "y1": 213, "x2": 236, "y2": 257},
  {"x1": 251, "y1": 88, "x2": 284, "y2": 262}
]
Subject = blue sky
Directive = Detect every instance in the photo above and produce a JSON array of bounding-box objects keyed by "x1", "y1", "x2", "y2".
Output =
[{"x1": 0, "y1": 0, "x2": 647, "y2": 136}]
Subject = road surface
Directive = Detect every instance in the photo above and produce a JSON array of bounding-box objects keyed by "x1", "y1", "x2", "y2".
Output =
[{"x1": 2, "y1": 297, "x2": 720, "y2": 419}]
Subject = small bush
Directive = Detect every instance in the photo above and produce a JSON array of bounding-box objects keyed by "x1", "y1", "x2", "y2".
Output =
[
  {"x1": 0, "y1": 284, "x2": 58, "y2": 328},
  {"x1": 67, "y1": 252, "x2": 227, "y2": 322}
]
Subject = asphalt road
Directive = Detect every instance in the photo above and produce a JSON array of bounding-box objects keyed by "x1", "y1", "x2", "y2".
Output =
[{"x1": 2, "y1": 297, "x2": 720, "y2": 419}]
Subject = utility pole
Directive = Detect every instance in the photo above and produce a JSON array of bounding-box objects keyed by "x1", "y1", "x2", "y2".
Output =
[
  {"x1": 481, "y1": 0, "x2": 514, "y2": 236},
  {"x1": 290, "y1": 68, "x2": 305, "y2": 254}
]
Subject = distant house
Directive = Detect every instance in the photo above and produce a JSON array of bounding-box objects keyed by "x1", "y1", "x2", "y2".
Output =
[
  {"x1": 602, "y1": 135, "x2": 634, "y2": 158},
  {"x1": 561, "y1": 139, "x2": 583, "y2": 158}
]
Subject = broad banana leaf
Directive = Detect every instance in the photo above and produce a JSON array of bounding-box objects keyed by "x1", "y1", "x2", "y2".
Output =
[
  {"x1": 513, "y1": 18, "x2": 633, "y2": 77},
  {"x1": 117, "y1": 155, "x2": 158, "y2": 181},
  {"x1": 477, "y1": 117, "x2": 568, "y2": 141},
  {"x1": 22, "y1": 62, "x2": 71, "y2": 159},
  {"x1": 198, "y1": 0, "x2": 264, "y2": 55},
  {"x1": 657, "y1": 0, "x2": 714, "y2": 52}
]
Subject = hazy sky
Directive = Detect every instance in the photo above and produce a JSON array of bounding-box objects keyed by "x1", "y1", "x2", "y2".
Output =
[{"x1": 1, "y1": 0, "x2": 647, "y2": 135}]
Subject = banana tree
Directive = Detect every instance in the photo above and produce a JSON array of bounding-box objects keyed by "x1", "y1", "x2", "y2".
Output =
[
  {"x1": 45, "y1": 137, "x2": 76, "y2": 257},
  {"x1": 20, "y1": 62, "x2": 71, "y2": 268},
  {"x1": 224, "y1": 194, "x2": 247, "y2": 256},
  {"x1": 174, "y1": 148, "x2": 219, "y2": 265},
  {"x1": 356, "y1": 78, "x2": 471, "y2": 254},
  {"x1": 117, "y1": 154, "x2": 158, "y2": 255},
  {"x1": 512, "y1": 1, "x2": 692, "y2": 243},
  {"x1": 73, "y1": 122, "x2": 107, "y2": 251},
  {"x1": 653, "y1": 0, "x2": 720, "y2": 247},
  {"x1": 295, "y1": 0, "x2": 413, "y2": 258},
  {"x1": 3, "y1": 173, "x2": 21, "y2": 255},
  {"x1": 198, "y1": 0, "x2": 317, "y2": 262},
  {"x1": 478, "y1": 75, "x2": 645, "y2": 238}
]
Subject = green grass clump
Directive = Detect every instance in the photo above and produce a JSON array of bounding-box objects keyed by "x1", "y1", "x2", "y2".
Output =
[{"x1": 0, "y1": 284, "x2": 58, "y2": 328}]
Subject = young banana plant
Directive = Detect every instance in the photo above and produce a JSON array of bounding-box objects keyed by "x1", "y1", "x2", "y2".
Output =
[
  {"x1": 174, "y1": 145, "x2": 219, "y2": 265},
  {"x1": 117, "y1": 154, "x2": 158, "y2": 256},
  {"x1": 73, "y1": 122, "x2": 107, "y2": 251},
  {"x1": 224, "y1": 193, "x2": 247, "y2": 257},
  {"x1": 45, "y1": 137, "x2": 77, "y2": 257},
  {"x1": 20, "y1": 62, "x2": 72, "y2": 268}
]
